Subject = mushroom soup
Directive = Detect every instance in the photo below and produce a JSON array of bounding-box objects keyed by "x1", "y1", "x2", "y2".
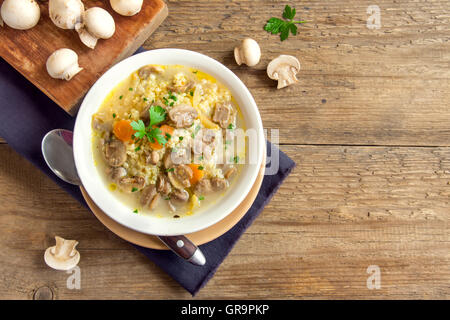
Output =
[{"x1": 91, "y1": 65, "x2": 245, "y2": 218}]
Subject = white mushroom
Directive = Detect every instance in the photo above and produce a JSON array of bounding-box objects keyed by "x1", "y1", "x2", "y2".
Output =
[
  {"x1": 44, "y1": 236, "x2": 80, "y2": 271},
  {"x1": 110, "y1": 0, "x2": 143, "y2": 16},
  {"x1": 46, "y1": 48, "x2": 83, "y2": 81},
  {"x1": 267, "y1": 55, "x2": 301, "y2": 89},
  {"x1": 75, "y1": 7, "x2": 115, "y2": 49},
  {"x1": 234, "y1": 38, "x2": 261, "y2": 67},
  {"x1": 0, "y1": 0, "x2": 40, "y2": 30},
  {"x1": 49, "y1": 0, "x2": 84, "y2": 30}
]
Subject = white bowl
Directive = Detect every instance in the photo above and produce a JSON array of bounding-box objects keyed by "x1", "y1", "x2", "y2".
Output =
[{"x1": 73, "y1": 49, "x2": 264, "y2": 236}]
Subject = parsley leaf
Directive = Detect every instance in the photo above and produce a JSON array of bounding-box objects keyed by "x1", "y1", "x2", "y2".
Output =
[
  {"x1": 149, "y1": 105, "x2": 166, "y2": 126},
  {"x1": 264, "y1": 5, "x2": 307, "y2": 41},
  {"x1": 130, "y1": 106, "x2": 168, "y2": 146}
]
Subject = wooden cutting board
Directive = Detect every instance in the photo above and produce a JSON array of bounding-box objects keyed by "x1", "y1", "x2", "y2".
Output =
[{"x1": 0, "y1": 0, "x2": 168, "y2": 115}]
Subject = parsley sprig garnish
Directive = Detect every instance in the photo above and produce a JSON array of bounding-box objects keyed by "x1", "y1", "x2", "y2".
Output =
[
  {"x1": 130, "y1": 105, "x2": 168, "y2": 145},
  {"x1": 264, "y1": 5, "x2": 307, "y2": 41}
]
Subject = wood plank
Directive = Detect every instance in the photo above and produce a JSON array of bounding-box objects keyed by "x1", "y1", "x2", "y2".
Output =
[
  {"x1": 0, "y1": 0, "x2": 168, "y2": 114},
  {"x1": 142, "y1": 0, "x2": 450, "y2": 146},
  {"x1": 0, "y1": 143, "x2": 448, "y2": 299}
]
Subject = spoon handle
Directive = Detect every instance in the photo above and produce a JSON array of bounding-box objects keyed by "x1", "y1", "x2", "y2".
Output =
[{"x1": 157, "y1": 235, "x2": 206, "y2": 266}]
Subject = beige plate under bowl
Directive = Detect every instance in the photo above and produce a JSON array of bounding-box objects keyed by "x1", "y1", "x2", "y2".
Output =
[{"x1": 80, "y1": 153, "x2": 266, "y2": 250}]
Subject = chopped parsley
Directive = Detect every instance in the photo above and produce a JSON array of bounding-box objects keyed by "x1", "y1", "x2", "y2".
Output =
[
  {"x1": 198, "y1": 166, "x2": 204, "y2": 170},
  {"x1": 189, "y1": 91, "x2": 194, "y2": 96},
  {"x1": 131, "y1": 187, "x2": 138, "y2": 192},
  {"x1": 198, "y1": 196, "x2": 205, "y2": 200},
  {"x1": 112, "y1": 113, "x2": 116, "y2": 118},
  {"x1": 227, "y1": 123, "x2": 234, "y2": 130},
  {"x1": 163, "y1": 97, "x2": 169, "y2": 105},
  {"x1": 191, "y1": 125, "x2": 201, "y2": 138},
  {"x1": 143, "y1": 97, "x2": 148, "y2": 102},
  {"x1": 129, "y1": 87, "x2": 133, "y2": 91},
  {"x1": 133, "y1": 209, "x2": 138, "y2": 213},
  {"x1": 134, "y1": 146, "x2": 141, "y2": 151},
  {"x1": 164, "y1": 196, "x2": 170, "y2": 200},
  {"x1": 169, "y1": 101, "x2": 174, "y2": 106},
  {"x1": 166, "y1": 168, "x2": 175, "y2": 172},
  {"x1": 179, "y1": 136, "x2": 184, "y2": 141},
  {"x1": 232, "y1": 156, "x2": 240, "y2": 164},
  {"x1": 119, "y1": 95, "x2": 123, "y2": 100}
]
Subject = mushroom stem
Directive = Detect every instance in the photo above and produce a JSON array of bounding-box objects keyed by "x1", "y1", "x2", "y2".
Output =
[
  {"x1": 63, "y1": 63, "x2": 83, "y2": 81},
  {"x1": 44, "y1": 236, "x2": 80, "y2": 271}
]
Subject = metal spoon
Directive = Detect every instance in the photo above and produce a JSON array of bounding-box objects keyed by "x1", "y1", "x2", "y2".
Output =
[{"x1": 42, "y1": 129, "x2": 206, "y2": 266}]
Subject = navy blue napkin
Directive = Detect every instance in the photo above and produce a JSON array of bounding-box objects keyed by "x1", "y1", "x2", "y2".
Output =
[{"x1": 0, "y1": 49, "x2": 295, "y2": 295}]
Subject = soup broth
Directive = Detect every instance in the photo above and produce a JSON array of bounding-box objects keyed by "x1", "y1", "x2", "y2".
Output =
[{"x1": 91, "y1": 65, "x2": 245, "y2": 218}]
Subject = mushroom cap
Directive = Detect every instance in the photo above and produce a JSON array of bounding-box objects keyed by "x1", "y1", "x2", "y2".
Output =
[
  {"x1": 110, "y1": 0, "x2": 143, "y2": 16},
  {"x1": 46, "y1": 48, "x2": 83, "y2": 81},
  {"x1": 49, "y1": 0, "x2": 84, "y2": 30},
  {"x1": 267, "y1": 55, "x2": 301, "y2": 80},
  {"x1": 234, "y1": 38, "x2": 261, "y2": 67},
  {"x1": 83, "y1": 7, "x2": 115, "y2": 39},
  {"x1": 44, "y1": 236, "x2": 80, "y2": 271},
  {"x1": 1, "y1": 0, "x2": 40, "y2": 30}
]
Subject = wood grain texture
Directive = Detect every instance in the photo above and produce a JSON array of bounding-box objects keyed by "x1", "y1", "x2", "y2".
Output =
[
  {"x1": 0, "y1": 0, "x2": 450, "y2": 299},
  {"x1": 0, "y1": 0, "x2": 168, "y2": 114},
  {"x1": 0, "y1": 144, "x2": 448, "y2": 299},
  {"x1": 145, "y1": 0, "x2": 450, "y2": 146}
]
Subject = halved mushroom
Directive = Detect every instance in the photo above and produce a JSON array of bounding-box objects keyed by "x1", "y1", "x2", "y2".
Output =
[
  {"x1": 146, "y1": 150, "x2": 160, "y2": 165},
  {"x1": 156, "y1": 174, "x2": 172, "y2": 195},
  {"x1": 49, "y1": 0, "x2": 84, "y2": 30},
  {"x1": 168, "y1": 164, "x2": 193, "y2": 189},
  {"x1": 163, "y1": 148, "x2": 190, "y2": 168},
  {"x1": 171, "y1": 188, "x2": 189, "y2": 202},
  {"x1": 140, "y1": 185, "x2": 160, "y2": 210},
  {"x1": 267, "y1": 55, "x2": 301, "y2": 89},
  {"x1": 103, "y1": 139, "x2": 127, "y2": 167},
  {"x1": 194, "y1": 178, "x2": 213, "y2": 195},
  {"x1": 213, "y1": 102, "x2": 236, "y2": 129},
  {"x1": 118, "y1": 176, "x2": 145, "y2": 193},
  {"x1": 92, "y1": 115, "x2": 113, "y2": 132},
  {"x1": 106, "y1": 166, "x2": 127, "y2": 182},
  {"x1": 44, "y1": 236, "x2": 80, "y2": 271},
  {"x1": 211, "y1": 177, "x2": 229, "y2": 191},
  {"x1": 138, "y1": 65, "x2": 164, "y2": 78},
  {"x1": 168, "y1": 104, "x2": 198, "y2": 128},
  {"x1": 75, "y1": 7, "x2": 115, "y2": 49}
]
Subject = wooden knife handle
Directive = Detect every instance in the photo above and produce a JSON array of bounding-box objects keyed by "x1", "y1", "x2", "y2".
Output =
[{"x1": 158, "y1": 235, "x2": 206, "y2": 266}]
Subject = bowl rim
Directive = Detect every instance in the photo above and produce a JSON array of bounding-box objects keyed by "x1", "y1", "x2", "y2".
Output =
[{"x1": 73, "y1": 48, "x2": 264, "y2": 236}]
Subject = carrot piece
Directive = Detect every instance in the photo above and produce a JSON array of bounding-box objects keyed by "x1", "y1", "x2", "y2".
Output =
[
  {"x1": 188, "y1": 163, "x2": 204, "y2": 185},
  {"x1": 149, "y1": 124, "x2": 175, "y2": 150},
  {"x1": 113, "y1": 120, "x2": 134, "y2": 142}
]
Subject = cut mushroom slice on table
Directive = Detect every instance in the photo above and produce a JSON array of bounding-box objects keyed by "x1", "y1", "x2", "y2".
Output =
[
  {"x1": 267, "y1": 55, "x2": 301, "y2": 89},
  {"x1": 110, "y1": 0, "x2": 143, "y2": 17},
  {"x1": 46, "y1": 48, "x2": 83, "y2": 81},
  {"x1": 234, "y1": 38, "x2": 261, "y2": 67},
  {"x1": 49, "y1": 0, "x2": 84, "y2": 30},
  {"x1": 0, "y1": 0, "x2": 40, "y2": 30},
  {"x1": 75, "y1": 7, "x2": 115, "y2": 49},
  {"x1": 44, "y1": 236, "x2": 80, "y2": 271}
]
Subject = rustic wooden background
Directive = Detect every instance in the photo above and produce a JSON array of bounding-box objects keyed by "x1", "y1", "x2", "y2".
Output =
[{"x1": 0, "y1": 0, "x2": 449, "y2": 299}]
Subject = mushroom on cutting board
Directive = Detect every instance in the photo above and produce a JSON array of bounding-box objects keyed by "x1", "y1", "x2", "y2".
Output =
[
  {"x1": 0, "y1": 0, "x2": 40, "y2": 30},
  {"x1": 267, "y1": 55, "x2": 301, "y2": 89},
  {"x1": 46, "y1": 48, "x2": 83, "y2": 81},
  {"x1": 75, "y1": 7, "x2": 115, "y2": 49},
  {"x1": 44, "y1": 236, "x2": 80, "y2": 271},
  {"x1": 234, "y1": 38, "x2": 261, "y2": 67},
  {"x1": 110, "y1": 0, "x2": 143, "y2": 16},
  {"x1": 49, "y1": 0, "x2": 84, "y2": 30}
]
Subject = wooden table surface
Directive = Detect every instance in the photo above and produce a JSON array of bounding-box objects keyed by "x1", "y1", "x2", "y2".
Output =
[{"x1": 0, "y1": 0, "x2": 449, "y2": 299}]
